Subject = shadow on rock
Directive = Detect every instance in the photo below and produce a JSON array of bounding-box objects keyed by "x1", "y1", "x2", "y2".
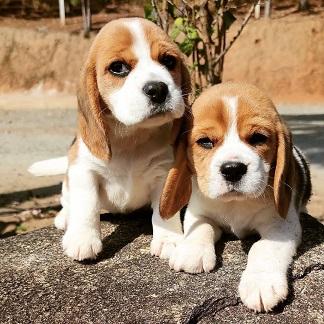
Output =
[{"x1": 96, "y1": 208, "x2": 152, "y2": 262}]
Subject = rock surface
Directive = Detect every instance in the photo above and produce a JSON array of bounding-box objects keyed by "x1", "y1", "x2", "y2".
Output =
[{"x1": 1, "y1": 212, "x2": 323, "y2": 324}]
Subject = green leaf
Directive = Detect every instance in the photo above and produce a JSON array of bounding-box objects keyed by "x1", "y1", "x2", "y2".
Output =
[
  {"x1": 144, "y1": 4, "x2": 155, "y2": 22},
  {"x1": 179, "y1": 38, "x2": 194, "y2": 56},
  {"x1": 186, "y1": 27, "x2": 199, "y2": 40},
  {"x1": 69, "y1": 0, "x2": 80, "y2": 6},
  {"x1": 174, "y1": 17, "x2": 185, "y2": 28},
  {"x1": 170, "y1": 26, "x2": 181, "y2": 40}
]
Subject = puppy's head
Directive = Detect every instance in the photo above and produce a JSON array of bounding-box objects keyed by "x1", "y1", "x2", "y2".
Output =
[
  {"x1": 160, "y1": 83, "x2": 294, "y2": 219},
  {"x1": 78, "y1": 17, "x2": 190, "y2": 160}
]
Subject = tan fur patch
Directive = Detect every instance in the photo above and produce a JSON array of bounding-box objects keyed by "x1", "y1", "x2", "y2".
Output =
[
  {"x1": 188, "y1": 97, "x2": 229, "y2": 196},
  {"x1": 142, "y1": 20, "x2": 191, "y2": 105},
  {"x1": 68, "y1": 137, "x2": 79, "y2": 165},
  {"x1": 236, "y1": 97, "x2": 278, "y2": 168}
]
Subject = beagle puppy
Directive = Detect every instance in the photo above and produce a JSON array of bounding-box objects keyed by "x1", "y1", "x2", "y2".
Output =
[
  {"x1": 160, "y1": 82, "x2": 311, "y2": 312},
  {"x1": 29, "y1": 18, "x2": 191, "y2": 261}
]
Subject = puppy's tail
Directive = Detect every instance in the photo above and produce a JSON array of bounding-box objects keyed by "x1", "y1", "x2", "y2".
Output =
[{"x1": 28, "y1": 157, "x2": 68, "y2": 176}]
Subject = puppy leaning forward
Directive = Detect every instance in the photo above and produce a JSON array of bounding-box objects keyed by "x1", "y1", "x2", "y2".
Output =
[
  {"x1": 29, "y1": 18, "x2": 191, "y2": 261},
  {"x1": 160, "y1": 82, "x2": 312, "y2": 312}
]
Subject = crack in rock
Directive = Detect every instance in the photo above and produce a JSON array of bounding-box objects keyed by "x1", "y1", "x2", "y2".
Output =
[
  {"x1": 292, "y1": 263, "x2": 324, "y2": 280},
  {"x1": 183, "y1": 263, "x2": 324, "y2": 324},
  {"x1": 182, "y1": 296, "x2": 241, "y2": 324}
]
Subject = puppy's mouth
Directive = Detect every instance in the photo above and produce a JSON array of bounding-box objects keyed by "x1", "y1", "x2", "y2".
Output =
[
  {"x1": 137, "y1": 108, "x2": 174, "y2": 129},
  {"x1": 137, "y1": 100, "x2": 183, "y2": 128},
  {"x1": 218, "y1": 183, "x2": 248, "y2": 201},
  {"x1": 219, "y1": 187, "x2": 264, "y2": 202},
  {"x1": 148, "y1": 103, "x2": 172, "y2": 118},
  {"x1": 220, "y1": 189, "x2": 244, "y2": 200}
]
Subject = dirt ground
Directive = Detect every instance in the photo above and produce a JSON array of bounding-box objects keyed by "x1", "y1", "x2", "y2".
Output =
[{"x1": 1, "y1": 5, "x2": 324, "y2": 100}]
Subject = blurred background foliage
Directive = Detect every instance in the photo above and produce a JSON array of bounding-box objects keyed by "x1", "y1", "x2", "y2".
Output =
[
  {"x1": 0, "y1": 1, "x2": 316, "y2": 18},
  {"x1": 144, "y1": 1, "x2": 259, "y2": 93},
  {"x1": 0, "y1": 0, "x2": 318, "y2": 93},
  {"x1": 0, "y1": 0, "x2": 113, "y2": 17}
]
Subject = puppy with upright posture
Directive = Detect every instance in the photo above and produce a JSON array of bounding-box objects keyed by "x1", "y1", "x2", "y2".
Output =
[
  {"x1": 29, "y1": 17, "x2": 191, "y2": 261},
  {"x1": 160, "y1": 82, "x2": 311, "y2": 312}
]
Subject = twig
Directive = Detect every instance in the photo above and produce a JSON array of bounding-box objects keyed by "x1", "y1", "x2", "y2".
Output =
[
  {"x1": 166, "y1": 0, "x2": 185, "y2": 16},
  {"x1": 162, "y1": 0, "x2": 169, "y2": 32},
  {"x1": 213, "y1": 0, "x2": 258, "y2": 66},
  {"x1": 151, "y1": 0, "x2": 163, "y2": 28}
]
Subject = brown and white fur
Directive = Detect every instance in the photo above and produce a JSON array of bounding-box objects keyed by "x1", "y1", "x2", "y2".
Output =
[
  {"x1": 29, "y1": 18, "x2": 191, "y2": 261},
  {"x1": 160, "y1": 82, "x2": 311, "y2": 312}
]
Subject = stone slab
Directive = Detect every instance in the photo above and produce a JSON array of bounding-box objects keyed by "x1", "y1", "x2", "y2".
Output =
[{"x1": 0, "y1": 212, "x2": 323, "y2": 323}]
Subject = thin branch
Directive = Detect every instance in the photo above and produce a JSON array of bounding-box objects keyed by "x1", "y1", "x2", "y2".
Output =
[
  {"x1": 151, "y1": 0, "x2": 163, "y2": 28},
  {"x1": 162, "y1": 0, "x2": 169, "y2": 32},
  {"x1": 213, "y1": 0, "x2": 258, "y2": 66},
  {"x1": 166, "y1": 0, "x2": 186, "y2": 16}
]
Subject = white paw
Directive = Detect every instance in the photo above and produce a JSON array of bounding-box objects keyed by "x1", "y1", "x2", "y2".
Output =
[
  {"x1": 150, "y1": 234, "x2": 181, "y2": 259},
  {"x1": 54, "y1": 209, "x2": 67, "y2": 230},
  {"x1": 169, "y1": 241, "x2": 216, "y2": 274},
  {"x1": 239, "y1": 270, "x2": 288, "y2": 312},
  {"x1": 62, "y1": 228, "x2": 102, "y2": 261}
]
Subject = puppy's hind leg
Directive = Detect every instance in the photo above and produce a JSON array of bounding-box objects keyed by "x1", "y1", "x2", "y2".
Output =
[
  {"x1": 150, "y1": 183, "x2": 183, "y2": 260},
  {"x1": 151, "y1": 210, "x2": 183, "y2": 260},
  {"x1": 54, "y1": 209, "x2": 68, "y2": 230},
  {"x1": 54, "y1": 180, "x2": 69, "y2": 230}
]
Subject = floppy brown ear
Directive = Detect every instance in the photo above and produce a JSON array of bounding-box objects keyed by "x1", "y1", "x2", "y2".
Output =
[
  {"x1": 180, "y1": 58, "x2": 192, "y2": 107},
  {"x1": 78, "y1": 59, "x2": 111, "y2": 160},
  {"x1": 273, "y1": 119, "x2": 294, "y2": 218},
  {"x1": 160, "y1": 121, "x2": 192, "y2": 219},
  {"x1": 159, "y1": 58, "x2": 192, "y2": 219}
]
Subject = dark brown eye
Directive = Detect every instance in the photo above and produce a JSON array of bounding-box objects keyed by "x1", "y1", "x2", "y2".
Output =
[
  {"x1": 197, "y1": 137, "x2": 214, "y2": 149},
  {"x1": 108, "y1": 61, "x2": 130, "y2": 77},
  {"x1": 248, "y1": 132, "x2": 268, "y2": 146},
  {"x1": 159, "y1": 55, "x2": 177, "y2": 70}
]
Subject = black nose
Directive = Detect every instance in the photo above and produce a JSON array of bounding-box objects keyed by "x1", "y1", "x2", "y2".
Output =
[
  {"x1": 143, "y1": 81, "x2": 168, "y2": 104},
  {"x1": 220, "y1": 162, "x2": 247, "y2": 182}
]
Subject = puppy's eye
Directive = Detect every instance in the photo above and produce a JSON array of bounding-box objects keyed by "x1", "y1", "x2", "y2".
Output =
[
  {"x1": 197, "y1": 137, "x2": 214, "y2": 149},
  {"x1": 108, "y1": 61, "x2": 130, "y2": 77},
  {"x1": 248, "y1": 132, "x2": 268, "y2": 146},
  {"x1": 159, "y1": 55, "x2": 177, "y2": 70}
]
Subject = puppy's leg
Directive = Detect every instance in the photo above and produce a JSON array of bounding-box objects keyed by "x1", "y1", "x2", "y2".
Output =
[
  {"x1": 150, "y1": 185, "x2": 183, "y2": 259},
  {"x1": 54, "y1": 179, "x2": 69, "y2": 230},
  {"x1": 62, "y1": 166, "x2": 102, "y2": 261},
  {"x1": 169, "y1": 205, "x2": 221, "y2": 273},
  {"x1": 239, "y1": 207, "x2": 301, "y2": 312}
]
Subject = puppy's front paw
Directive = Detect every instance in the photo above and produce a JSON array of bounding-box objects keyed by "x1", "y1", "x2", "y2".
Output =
[
  {"x1": 169, "y1": 241, "x2": 216, "y2": 274},
  {"x1": 150, "y1": 234, "x2": 181, "y2": 260},
  {"x1": 239, "y1": 270, "x2": 288, "y2": 312},
  {"x1": 62, "y1": 228, "x2": 102, "y2": 261}
]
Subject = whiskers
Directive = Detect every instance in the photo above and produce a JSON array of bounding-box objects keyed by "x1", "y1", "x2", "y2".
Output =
[{"x1": 267, "y1": 175, "x2": 293, "y2": 191}]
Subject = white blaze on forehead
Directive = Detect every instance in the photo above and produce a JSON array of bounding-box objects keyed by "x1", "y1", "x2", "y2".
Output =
[
  {"x1": 223, "y1": 96, "x2": 239, "y2": 142},
  {"x1": 124, "y1": 20, "x2": 151, "y2": 61},
  {"x1": 222, "y1": 96, "x2": 241, "y2": 161}
]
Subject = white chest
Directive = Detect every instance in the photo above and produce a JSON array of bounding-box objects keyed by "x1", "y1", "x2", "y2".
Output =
[
  {"x1": 89, "y1": 145, "x2": 173, "y2": 213},
  {"x1": 191, "y1": 188, "x2": 269, "y2": 238}
]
